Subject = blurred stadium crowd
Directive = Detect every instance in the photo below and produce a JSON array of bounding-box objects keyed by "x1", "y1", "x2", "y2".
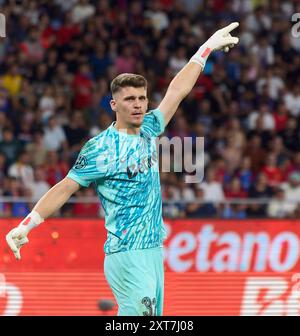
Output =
[{"x1": 1, "y1": 0, "x2": 300, "y2": 219}]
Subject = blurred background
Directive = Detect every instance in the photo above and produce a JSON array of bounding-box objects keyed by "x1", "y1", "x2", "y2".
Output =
[{"x1": 1, "y1": 0, "x2": 300, "y2": 316}]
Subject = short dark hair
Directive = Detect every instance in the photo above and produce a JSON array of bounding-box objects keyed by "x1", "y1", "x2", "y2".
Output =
[{"x1": 110, "y1": 73, "x2": 147, "y2": 95}]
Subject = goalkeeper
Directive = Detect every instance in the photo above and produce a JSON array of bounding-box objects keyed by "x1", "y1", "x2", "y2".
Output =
[{"x1": 6, "y1": 22, "x2": 239, "y2": 316}]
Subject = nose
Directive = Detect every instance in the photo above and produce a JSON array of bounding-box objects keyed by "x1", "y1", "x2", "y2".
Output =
[{"x1": 133, "y1": 98, "x2": 141, "y2": 108}]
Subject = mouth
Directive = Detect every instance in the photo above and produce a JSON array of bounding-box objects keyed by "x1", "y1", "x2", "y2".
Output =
[{"x1": 131, "y1": 112, "x2": 143, "y2": 119}]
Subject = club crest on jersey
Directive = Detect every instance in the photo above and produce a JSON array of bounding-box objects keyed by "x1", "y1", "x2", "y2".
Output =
[{"x1": 74, "y1": 155, "x2": 87, "y2": 170}]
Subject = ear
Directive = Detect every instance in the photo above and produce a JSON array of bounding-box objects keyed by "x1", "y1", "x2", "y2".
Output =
[{"x1": 110, "y1": 99, "x2": 117, "y2": 112}]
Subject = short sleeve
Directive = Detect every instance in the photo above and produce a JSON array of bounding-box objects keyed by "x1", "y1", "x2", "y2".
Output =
[
  {"x1": 141, "y1": 108, "x2": 165, "y2": 137},
  {"x1": 67, "y1": 138, "x2": 103, "y2": 187}
]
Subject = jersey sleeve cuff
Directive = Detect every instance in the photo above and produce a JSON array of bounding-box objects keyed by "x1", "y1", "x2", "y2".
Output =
[
  {"x1": 67, "y1": 171, "x2": 90, "y2": 187},
  {"x1": 152, "y1": 108, "x2": 165, "y2": 135}
]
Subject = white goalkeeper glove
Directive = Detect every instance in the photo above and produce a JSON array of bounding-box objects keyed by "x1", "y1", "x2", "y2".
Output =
[
  {"x1": 6, "y1": 210, "x2": 44, "y2": 260},
  {"x1": 190, "y1": 22, "x2": 239, "y2": 69}
]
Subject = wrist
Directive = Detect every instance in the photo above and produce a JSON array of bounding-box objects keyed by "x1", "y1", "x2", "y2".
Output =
[
  {"x1": 19, "y1": 210, "x2": 44, "y2": 232},
  {"x1": 189, "y1": 42, "x2": 212, "y2": 69}
]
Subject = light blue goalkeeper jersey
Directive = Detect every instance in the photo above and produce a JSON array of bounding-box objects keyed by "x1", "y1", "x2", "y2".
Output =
[{"x1": 67, "y1": 108, "x2": 166, "y2": 255}]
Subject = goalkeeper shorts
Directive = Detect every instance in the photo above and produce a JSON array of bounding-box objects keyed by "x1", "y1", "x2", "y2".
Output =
[{"x1": 104, "y1": 246, "x2": 164, "y2": 316}]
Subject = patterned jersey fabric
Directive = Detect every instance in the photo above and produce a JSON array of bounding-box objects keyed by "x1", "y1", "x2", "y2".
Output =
[{"x1": 67, "y1": 108, "x2": 166, "y2": 254}]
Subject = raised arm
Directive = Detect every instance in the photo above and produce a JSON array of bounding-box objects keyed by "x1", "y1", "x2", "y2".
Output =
[
  {"x1": 158, "y1": 22, "x2": 239, "y2": 126},
  {"x1": 6, "y1": 177, "x2": 80, "y2": 259}
]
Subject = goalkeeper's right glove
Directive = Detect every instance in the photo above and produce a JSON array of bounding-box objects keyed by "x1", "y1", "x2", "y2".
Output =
[{"x1": 6, "y1": 210, "x2": 44, "y2": 260}]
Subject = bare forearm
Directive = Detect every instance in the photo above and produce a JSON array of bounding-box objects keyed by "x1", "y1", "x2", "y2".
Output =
[
  {"x1": 158, "y1": 22, "x2": 239, "y2": 126},
  {"x1": 168, "y1": 62, "x2": 203, "y2": 100},
  {"x1": 33, "y1": 178, "x2": 80, "y2": 219},
  {"x1": 159, "y1": 62, "x2": 202, "y2": 125},
  {"x1": 6, "y1": 177, "x2": 80, "y2": 259}
]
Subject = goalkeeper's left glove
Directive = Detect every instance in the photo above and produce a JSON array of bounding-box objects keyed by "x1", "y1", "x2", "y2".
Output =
[{"x1": 190, "y1": 22, "x2": 239, "y2": 69}]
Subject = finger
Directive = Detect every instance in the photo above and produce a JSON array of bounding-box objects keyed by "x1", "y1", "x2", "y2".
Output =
[
  {"x1": 6, "y1": 234, "x2": 21, "y2": 260},
  {"x1": 224, "y1": 36, "x2": 239, "y2": 45},
  {"x1": 222, "y1": 22, "x2": 239, "y2": 34},
  {"x1": 14, "y1": 248, "x2": 21, "y2": 260},
  {"x1": 14, "y1": 245, "x2": 21, "y2": 260},
  {"x1": 10, "y1": 228, "x2": 20, "y2": 239},
  {"x1": 223, "y1": 43, "x2": 236, "y2": 52},
  {"x1": 18, "y1": 237, "x2": 29, "y2": 247}
]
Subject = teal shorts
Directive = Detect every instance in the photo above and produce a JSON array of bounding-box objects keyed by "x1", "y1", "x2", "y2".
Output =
[{"x1": 104, "y1": 246, "x2": 164, "y2": 316}]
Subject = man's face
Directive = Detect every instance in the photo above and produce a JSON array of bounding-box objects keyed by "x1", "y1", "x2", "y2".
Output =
[{"x1": 110, "y1": 86, "x2": 148, "y2": 128}]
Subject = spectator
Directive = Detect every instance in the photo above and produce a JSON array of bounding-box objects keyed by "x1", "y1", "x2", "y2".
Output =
[
  {"x1": 225, "y1": 118, "x2": 246, "y2": 150},
  {"x1": 72, "y1": 63, "x2": 94, "y2": 110},
  {"x1": 169, "y1": 47, "x2": 188, "y2": 75},
  {"x1": 71, "y1": 0, "x2": 96, "y2": 24},
  {"x1": 245, "y1": 6, "x2": 272, "y2": 34},
  {"x1": 90, "y1": 43, "x2": 112, "y2": 79},
  {"x1": 3, "y1": 177, "x2": 31, "y2": 217},
  {"x1": 144, "y1": 1, "x2": 170, "y2": 32},
  {"x1": 243, "y1": 135, "x2": 266, "y2": 173},
  {"x1": 73, "y1": 188, "x2": 99, "y2": 217},
  {"x1": 177, "y1": 177, "x2": 196, "y2": 203},
  {"x1": 283, "y1": 85, "x2": 300, "y2": 118},
  {"x1": 28, "y1": 167, "x2": 51, "y2": 202},
  {"x1": 256, "y1": 66, "x2": 284, "y2": 100},
  {"x1": 222, "y1": 204, "x2": 247, "y2": 219},
  {"x1": 237, "y1": 156, "x2": 253, "y2": 191},
  {"x1": 267, "y1": 187, "x2": 295, "y2": 218},
  {"x1": 199, "y1": 168, "x2": 225, "y2": 204},
  {"x1": 248, "y1": 173, "x2": 274, "y2": 217},
  {"x1": 1, "y1": 65, "x2": 22, "y2": 97},
  {"x1": 114, "y1": 45, "x2": 137, "y2": 74},
  {"x1": 186, "y1": 188, "x2": 217, "y2": 218},
  {"x1": 273, "y1": 102, "x2": 289, "y2": 132},
  {"x1": 162, "y1": 183, "x2": 184, "y2": 218},
  {"x1": 280, "y1": 172, "x2": 300, "y2": 212},
  {"x1": 44, "y1": 150, "x2": 69, "y2": 187},
  {"x1": 251, "y1": 34, "x2": 274, "y2": 66},
  {"x1": 63, "y1": 110, "x2": 88, "y2": 153},
  {"x1": 17, "y1": 121, "x2": 34, "y2": 146},
  {"x1": 248, "y1": 104, "x2": 275, "y2": 131},
  {"x1": 280, "y1": 117, "x2": 300, "y2": 152},
  {"x1": 26, "y1": 130, "x2": 48, "y2": 167},
  {"x1": 0, "y1": 128, "x2": 22, "y2": 166},
  {"x1": 269, "y1": 136, "x2": 288, "y2": 164},
  {"x1": 56, "y1": 11, "x2": 81, "y2": 46},
  {"x1": 8, "y1": 151, "x2": 34, "y2": 188},
  {"x1": 39, "y1": 86, "x2": 56, "y2": 122},
  {"x1": 219, "y1": 134, "x2": 242, "y2": 173},
  {"x1": 43, "y1": 116, "x2": 68, "y2": 152},
  {"x1": 260, "y1": 153, "x2": 283, "y2": 187},
  {"x1": 225, "y1": 177, "x2": 248, "y2": 199},
  {"x1": 20, "y1": 28, "x2": 45, "y2": 64},
  {"x1": 284, "y1": 152, "x2": 300, "y2": 177}
]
